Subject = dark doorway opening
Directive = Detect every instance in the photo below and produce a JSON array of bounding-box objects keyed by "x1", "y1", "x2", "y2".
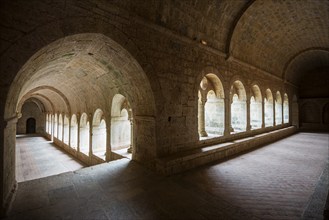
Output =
[{"x1": 26, "y1": 118, "x2": 36, "y2": 134}]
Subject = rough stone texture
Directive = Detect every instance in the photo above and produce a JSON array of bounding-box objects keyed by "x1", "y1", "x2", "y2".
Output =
[
  {"x1": 156, "y1": 126, "x2": 296, "y2": 175},
  {"x1": 16, "y1": 101, "x2": 44, "y2": 134},
  {"x1": 5, "y1": 132, "x2": 329, "y2": 220},
  {"x1": 230, "y1": 0, "x2": 329, "y2": 77},
  {"x1": 0, "y1": 0, "x2": 328, "y2": 216}
]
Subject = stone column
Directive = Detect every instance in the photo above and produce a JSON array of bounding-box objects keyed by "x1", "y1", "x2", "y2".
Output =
[
  {"x1": 61, "y1": 116, "x2": 65, "y2": 143},
  {"x1": 273, "y1": 101, "x2": 276, "y2": 126},
  {"x1": 246, "y1": 99, "x2": 251, "y2": 131},
  {"x1": 224, "y1": 97, "x2": 231, "y2": 135},
  {"x1": 68, "y1": 115, "x2": 71, "y2": 148},
  {"x1": 261, "y1": 100, "x2": 265, "y2": 128},
  {"x1": 282, "y1": 102, "x2": 284, "y2": 125},
  {"x1": 77, "y1": 113, "x2": 80, "y2": 152},
  {"x1": 89, "y1": 114, "x2": 93, "y2": 158},
  {"x1": 198, "y1": 98, "x2": 208, "y2": 137},
  {"x1": 51, "y1": 114, "x2": 54, "y2": 141},
  {"x1": 106, "y1": 120, "x2": 111, "y2": 162}
]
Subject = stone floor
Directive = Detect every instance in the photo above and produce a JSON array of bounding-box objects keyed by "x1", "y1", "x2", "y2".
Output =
[
  {"x1": 7, "y1": 132, "x2": 329, "y2": 219},
  {"x1": 16, "y1": 135, "x2": 85, "y2": 182}
]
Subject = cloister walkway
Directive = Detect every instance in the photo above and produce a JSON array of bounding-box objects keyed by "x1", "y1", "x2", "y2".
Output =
[
  {"x1": 16, "y1": 135, "x2": 85, "y2": 182},
  {"x1": 8, "y1": 132, "x2": 329, "y2": 219}
]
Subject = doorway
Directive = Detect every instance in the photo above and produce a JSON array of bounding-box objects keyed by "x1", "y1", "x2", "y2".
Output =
[{"x1": 26, "y1": 118, "x2": 36, "y2": 134}]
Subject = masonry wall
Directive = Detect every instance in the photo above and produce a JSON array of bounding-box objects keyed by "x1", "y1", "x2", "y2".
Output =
[
  {"x1": 0, "y1": 0, "x2": 305, "y2": 216},
  {"x1": 17, "y1": 102, "x2": 44, "y2": 134},
  {"x1": 298, "y1": 68, "x2": 329, "y2": 131}
]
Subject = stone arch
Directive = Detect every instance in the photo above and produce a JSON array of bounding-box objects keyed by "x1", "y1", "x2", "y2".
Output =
[
  {"x1": 283, "y1": 48, "x2": 329, "y2": 82},
  {"x1": 111, "y1": 94, "x2": 133, "y2": 155},
  {"x1": 4, "y1": 19, "x2": 157, "y2": 120},
  {"x1": 275, "y1": 91, "x2": 283, "y2": 125},
  {"x1": 250, "y1": 84, "x2": 262, "y2": 129},
  {"x1": 54, "y1": 113, "x2": 58, "y2": 138},
  {"x1": 198, "y1": 71, "x2": 225, "y2": 138},
  {"x1": 46, "y1": 114, "x2": 49, "y2": 134},
  {"x1": 63, "y1": 114, "x2": 70, "y2": 145},
  {"x1": 2, "y1": 29, "x2": 158, "y2": 204},
  {"x1": 92, "y1": 109, "x2": 107, "y2": 160},
  {"x1": 283, "y1": 93, "x2": 289, "y2": 124},
  {"x1": 58, "y1": 114, "x2": 63, "y2": 141},
  {"x1": 230, "y1": 79, "x2": 247, "y2": 101},
  {"x1": 49, "y1": 114, "x2": 54, "y2": 135},
  {"x1": 226, "y1": 0, "x2": 256, "y2": 56},
  {"x1": 264, "y1": 89, "x2": 274, "y2": 127},
  {"x1": 70, "y1": 114, "x2": 78, "y2": 150},
  {"x1": 79, "y1": 113, "x2": 90, "y2": 155},
  {"x1": 17, "y1": 86, "x2": 71, "y2": 115},
  {"x1": 230, "y1": 80, "x2": 247, "y2": 133}
]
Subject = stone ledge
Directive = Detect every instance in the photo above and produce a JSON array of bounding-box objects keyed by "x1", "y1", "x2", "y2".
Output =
[{"x1": 156, "y1": 126, "x2": 297, "y2": 175}]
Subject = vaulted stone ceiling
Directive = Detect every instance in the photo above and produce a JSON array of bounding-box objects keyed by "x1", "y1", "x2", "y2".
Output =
[
  {"x1": 1, "y1": 0, "x2": 328, "y2": 117},
  {"x1": 7, "y1": 33, "x2": 155, "y2": 117},
  {"x1": 155, "y1": 0, "x2": 329, "y2": 83}
]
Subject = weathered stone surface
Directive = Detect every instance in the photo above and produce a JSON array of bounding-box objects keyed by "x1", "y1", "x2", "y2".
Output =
[{"x1": 0, "y1": 0, "x2": 328, "y2": 217}]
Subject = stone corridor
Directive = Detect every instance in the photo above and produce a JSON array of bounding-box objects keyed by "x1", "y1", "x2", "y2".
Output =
[
  {"x1": 7, "y1": 132, "x2": 328, "y2": 219},
  {"x1": 15, "y1": 135, "x2": 85, "y2": 182}
]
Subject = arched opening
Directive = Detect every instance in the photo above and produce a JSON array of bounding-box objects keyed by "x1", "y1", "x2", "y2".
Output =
[
  {"x1": 283, "y1": 93, "x2": 289, "y2": 124},
  {"x1": 63, "y1": 115, "x2": 70, "y2": 145},
  {"x1": 111, "y1": 94, "x2": 133, "y2": 158},
  {"x1": 54, "y1": 113, "x2": 58, "y2": 138},
  {"x1": 230, "y1": 80, "x2": 247, "y2": 133},
  {"x1": 26, "y1": 118, "x2": 36, "y2": 134},
  {"x1": 58, "y1": 114, "x2": 63, "y2": 141},
  {"x1": 49, "y1": 114, "x2": 53, "y2": 135},
  {"x1": 48, "y1": 114, "x2": 52, "y2": 134},
  {"x1": 265, "y1": 89, "x2": 274, "y2": 127},
  {"x1": 198, "y1": 74, "x2": 225, "y2": 138},
  {"x1": 275, "y1": 91, "x2": 283, "y2": 125},
  {"x1": 92, "y1": 109, "x2": 107, "y2": 160},
  {"x1": 79, "y1": 113, "x2": 90, "y2": 155},
  {"x1": 46, "y1": 114, "x2": 49, "y2": 133},
  {"x1": 250, "y1": 85, "x2": 262, "y2": 129},
  {"x1": 70, "y1": 114, "x2": 78, "y2": 149},
  {"x1": 3, "y1": 32, "x2": 156, "y2": 204}
]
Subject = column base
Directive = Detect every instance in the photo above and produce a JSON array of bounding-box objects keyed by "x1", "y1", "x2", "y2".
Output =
[{"x1": 199, "y1": 131, "x2": 208, "y2": 137}]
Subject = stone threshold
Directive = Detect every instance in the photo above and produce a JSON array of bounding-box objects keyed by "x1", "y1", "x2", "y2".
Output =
[{"x1": 156, "y1": 126, "x2": 297, "y2": 175}]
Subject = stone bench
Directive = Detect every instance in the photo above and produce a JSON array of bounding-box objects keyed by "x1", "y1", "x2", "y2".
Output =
[{"x1": 156, "y1": 126, "x2": 296, "y2": 175}]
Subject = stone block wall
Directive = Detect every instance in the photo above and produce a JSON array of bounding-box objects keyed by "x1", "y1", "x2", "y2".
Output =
[
  {"x1": 16, "y1": 102, "x2": 44, "y2": 134},
  {"x1": 1, "y1": 0, "x2": 328, "y2": 216}
]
